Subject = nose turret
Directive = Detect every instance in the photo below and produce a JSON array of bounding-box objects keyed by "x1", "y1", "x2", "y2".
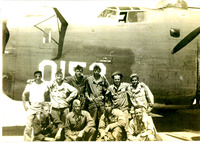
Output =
[{"x1": 156, "y1": 0, "x2": 188, "y2": 9}]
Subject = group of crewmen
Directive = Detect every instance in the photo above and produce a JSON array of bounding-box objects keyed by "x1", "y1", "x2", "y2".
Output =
[{"x1": 22, "y1": 64, "x2": 161, "y2": 141}]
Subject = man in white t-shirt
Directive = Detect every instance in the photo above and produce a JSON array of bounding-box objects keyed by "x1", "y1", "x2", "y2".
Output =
[{"x1": 22, "y1": 71, "x2": 49, "y2": 141}]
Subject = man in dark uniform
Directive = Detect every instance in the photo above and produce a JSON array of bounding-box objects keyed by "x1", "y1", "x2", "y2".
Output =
[
  {"x1": 64, "y1": 65, "x2": 87, "y2": 110},
  {"x1": 85, "y1": 65, "x2": 109, "y2": 128},
  {"x1": 65, "y1": 99, "x2": 96, "y2": 141},
  {"x1": 98, "y1": 102, "x2": 126, "y2": 141},
  {"x1": 32, "y1": 104, "x2": 64, "y2": 141}
]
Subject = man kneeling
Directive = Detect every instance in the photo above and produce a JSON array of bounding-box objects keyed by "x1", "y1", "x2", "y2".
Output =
[
  {"x1": 32, "y1": 104, "x2": 64, "y2": 141},
  {"x1": 98, "y1": 103, "x2": 126, "y2": 141},
  {"x1": 127, "y1": 106, "x2": 157, "y2": 141},
  {"x1": 65, "y1": 99, "x2": 96, "y2": 141}
]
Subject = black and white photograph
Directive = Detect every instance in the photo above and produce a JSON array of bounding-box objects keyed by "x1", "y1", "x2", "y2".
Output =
[{"x1": 1, "y1": 0, "x2": 200, "y2": 141}]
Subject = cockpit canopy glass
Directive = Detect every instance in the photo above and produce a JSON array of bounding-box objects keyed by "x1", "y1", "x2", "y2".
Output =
[
  {"x1": 128, "y1": 11, "x2": 145, "y2": 22},
  {"x1": 98, "y1": 9, "x2": 117, "y2": 18},
  {"x1": 156, "y1": 0, "x2": 188, "y2": 9}
]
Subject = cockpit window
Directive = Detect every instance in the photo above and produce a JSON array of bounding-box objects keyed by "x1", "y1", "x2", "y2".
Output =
[
  {"x1": 127, "y1": 11, "x2": 145, "y2": 22},
  {"x1": 98, "y1": 9, "x2": 117, "y2": 18},
  {"x1": 119, "y1": 7, "x2": 131, "y2": 10}
]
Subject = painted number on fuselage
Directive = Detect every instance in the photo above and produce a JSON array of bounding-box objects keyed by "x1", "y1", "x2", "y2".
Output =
[{"x1": 39, "y1": 60, "x2": 106, "y2": 82}]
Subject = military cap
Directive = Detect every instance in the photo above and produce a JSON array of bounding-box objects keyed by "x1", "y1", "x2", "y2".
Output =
[
  {"x1": 73, "y1": 99, "x2": 81, "y2": 106},
  {"x1": 74, "y1": 65, "x2": 83, "y2": 72},
  {"x1": 111, "y1": 71, "x2": 123, "y2": 79},
  {"x1": 130, "y1": 73, "x2": 139, "y2": 80}
]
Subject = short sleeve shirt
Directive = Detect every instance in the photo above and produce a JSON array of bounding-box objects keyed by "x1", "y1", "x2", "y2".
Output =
[
  {"x1": 24, "y1": 82, "x2": 48, "y2": 103},
  {"x1": 49, "y1": 81, "x2": 77, "y2": 108}
]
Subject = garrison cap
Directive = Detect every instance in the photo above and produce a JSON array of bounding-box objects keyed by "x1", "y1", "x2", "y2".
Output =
[
  {"x1": 111, "y1": 71, "x2": 123, "y2": 79},
  {"x1": 73, "y1": 99, "x2": 81, "y2": 106},
  {"x1": 74, "y1": 65, "x2": 83, "y2": 71},
  {"x1": 130, "y1": 73, "x2": 139, "y2": 80}
]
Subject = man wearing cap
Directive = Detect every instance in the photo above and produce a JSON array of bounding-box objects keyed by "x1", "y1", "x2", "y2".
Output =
[
  {"x1": 127, "y1": 73, "x2": 154, "y2": 113},
  {"x1": 106, "y1": 71, "x2": 130, "y2": 112},
  {"x1": 64, "y1": 65, "x2": 87, "y2": 110},
  {"x1": 127, "y1": 106, "x2": 158, "y2": 141},
  {"x1": 48, "y1": 69, "x2": 78, "y2": 140},
  {"x1": 65, "y1": 99, "x2": 96, "y2": 141},
  {"x1": 105, "y1": 71, "x2": 130, "y2": 133},
  {"x1": 22, "y1": 71, "x2": 49, "y2": 141},
  {"x1": 98, "y1": 102, "x2": 126, "y2": 141},
  {"x1": 85, "y1": 65, "x2": 109, "y2": 128}
]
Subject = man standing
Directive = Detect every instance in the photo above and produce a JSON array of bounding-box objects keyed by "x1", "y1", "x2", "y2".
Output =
[
  {"x1": 64, "y1": 65, "x2": 87, "y2": 110},
  {"x1": 127, "y1": 73, "x2": 154, "y2": 112},
  {"x1": 127, "y1": 106, "x2": 158, "y2": 141},
  {"x1": 106, "y1": 71, "x2": 130, "y2": 113},
  {"x1": 85, "y1": 65, "x2": 109, "y2": 127},
  {"x1": 98, "y1": 103, "x2": 126, "y2": 141},
  {"x1": 22, "y1": 71, "x2": 49, "y2": 141},
  {"x1": 65, "y1": 99, "x2": 96, "y2": 141},
  {"x1": 48, "y1": 69, "x2": 78, "y2": 140}
]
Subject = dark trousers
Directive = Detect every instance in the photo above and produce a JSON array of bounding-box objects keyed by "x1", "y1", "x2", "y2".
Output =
[
  {"x1": 88, "y1": 102, "x2": 104, "y2": 128},
  {"x1": 51, "y1": 107, "x2": 69, "y2": 128}
]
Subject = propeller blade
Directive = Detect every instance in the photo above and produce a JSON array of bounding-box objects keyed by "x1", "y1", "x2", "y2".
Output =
[{"x1": 171, "y1": 27, "x2": 200, "y2": 54}]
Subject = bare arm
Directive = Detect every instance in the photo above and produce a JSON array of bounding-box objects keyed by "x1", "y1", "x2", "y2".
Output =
[{"x1": 22, "y1": 90, "x2": 28, "y2": 111}]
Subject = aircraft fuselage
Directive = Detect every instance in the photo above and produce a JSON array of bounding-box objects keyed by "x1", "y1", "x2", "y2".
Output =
[{"x1": 2, "y1": 7, "x2": 200, "y2": 105}]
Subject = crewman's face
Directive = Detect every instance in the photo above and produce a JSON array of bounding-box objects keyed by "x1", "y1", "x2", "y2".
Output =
[
  {"x1": 135, "y1": 108, "x2": 143, "y2": 120},
  {"x1": 43, "y1": 105, "x2": 50, "y2": 116},
  {"x1": 113, "y1": 75, "x2": 121, "y2": 86},
  {"x1": 131, "y1": 77, "x2": 139, "y2": 87},
  {"x1": 105, "y1": 104, "x2": 112, "y2": 113},
  {"x1": 73, "y1": 104, "x2": 81, "y2": 114},
  {"x1": 56, "y1": 73, "x2": 63, "y2": 83},
  {"x1": 75, "y1": 69, "x2": 83, "y2": 78},
  {"x1": 34, "y1": 73, "x2": 42, "y2": 84},
  {"x1": 93, "y1": 69, "x2": 101, "y2": 77}
]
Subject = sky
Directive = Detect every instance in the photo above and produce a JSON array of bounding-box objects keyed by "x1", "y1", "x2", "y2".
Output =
[
  {"x1": 1, "y1": 0, "x2": 200, "y2": 25},
  {"x1": 1, "y1": 0, "x2": 200, "y2": 18}
]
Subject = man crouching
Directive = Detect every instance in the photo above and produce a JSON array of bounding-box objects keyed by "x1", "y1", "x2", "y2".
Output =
[
  {"x1": 98, "y1": 102, "x2": 126, "y2": 141},
  {"x1": 64, "y1": 99, "x2": 96, "y2": 141},
  {"x1": 127, "y1": 106, "x2": 158, "y2": 141}
]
